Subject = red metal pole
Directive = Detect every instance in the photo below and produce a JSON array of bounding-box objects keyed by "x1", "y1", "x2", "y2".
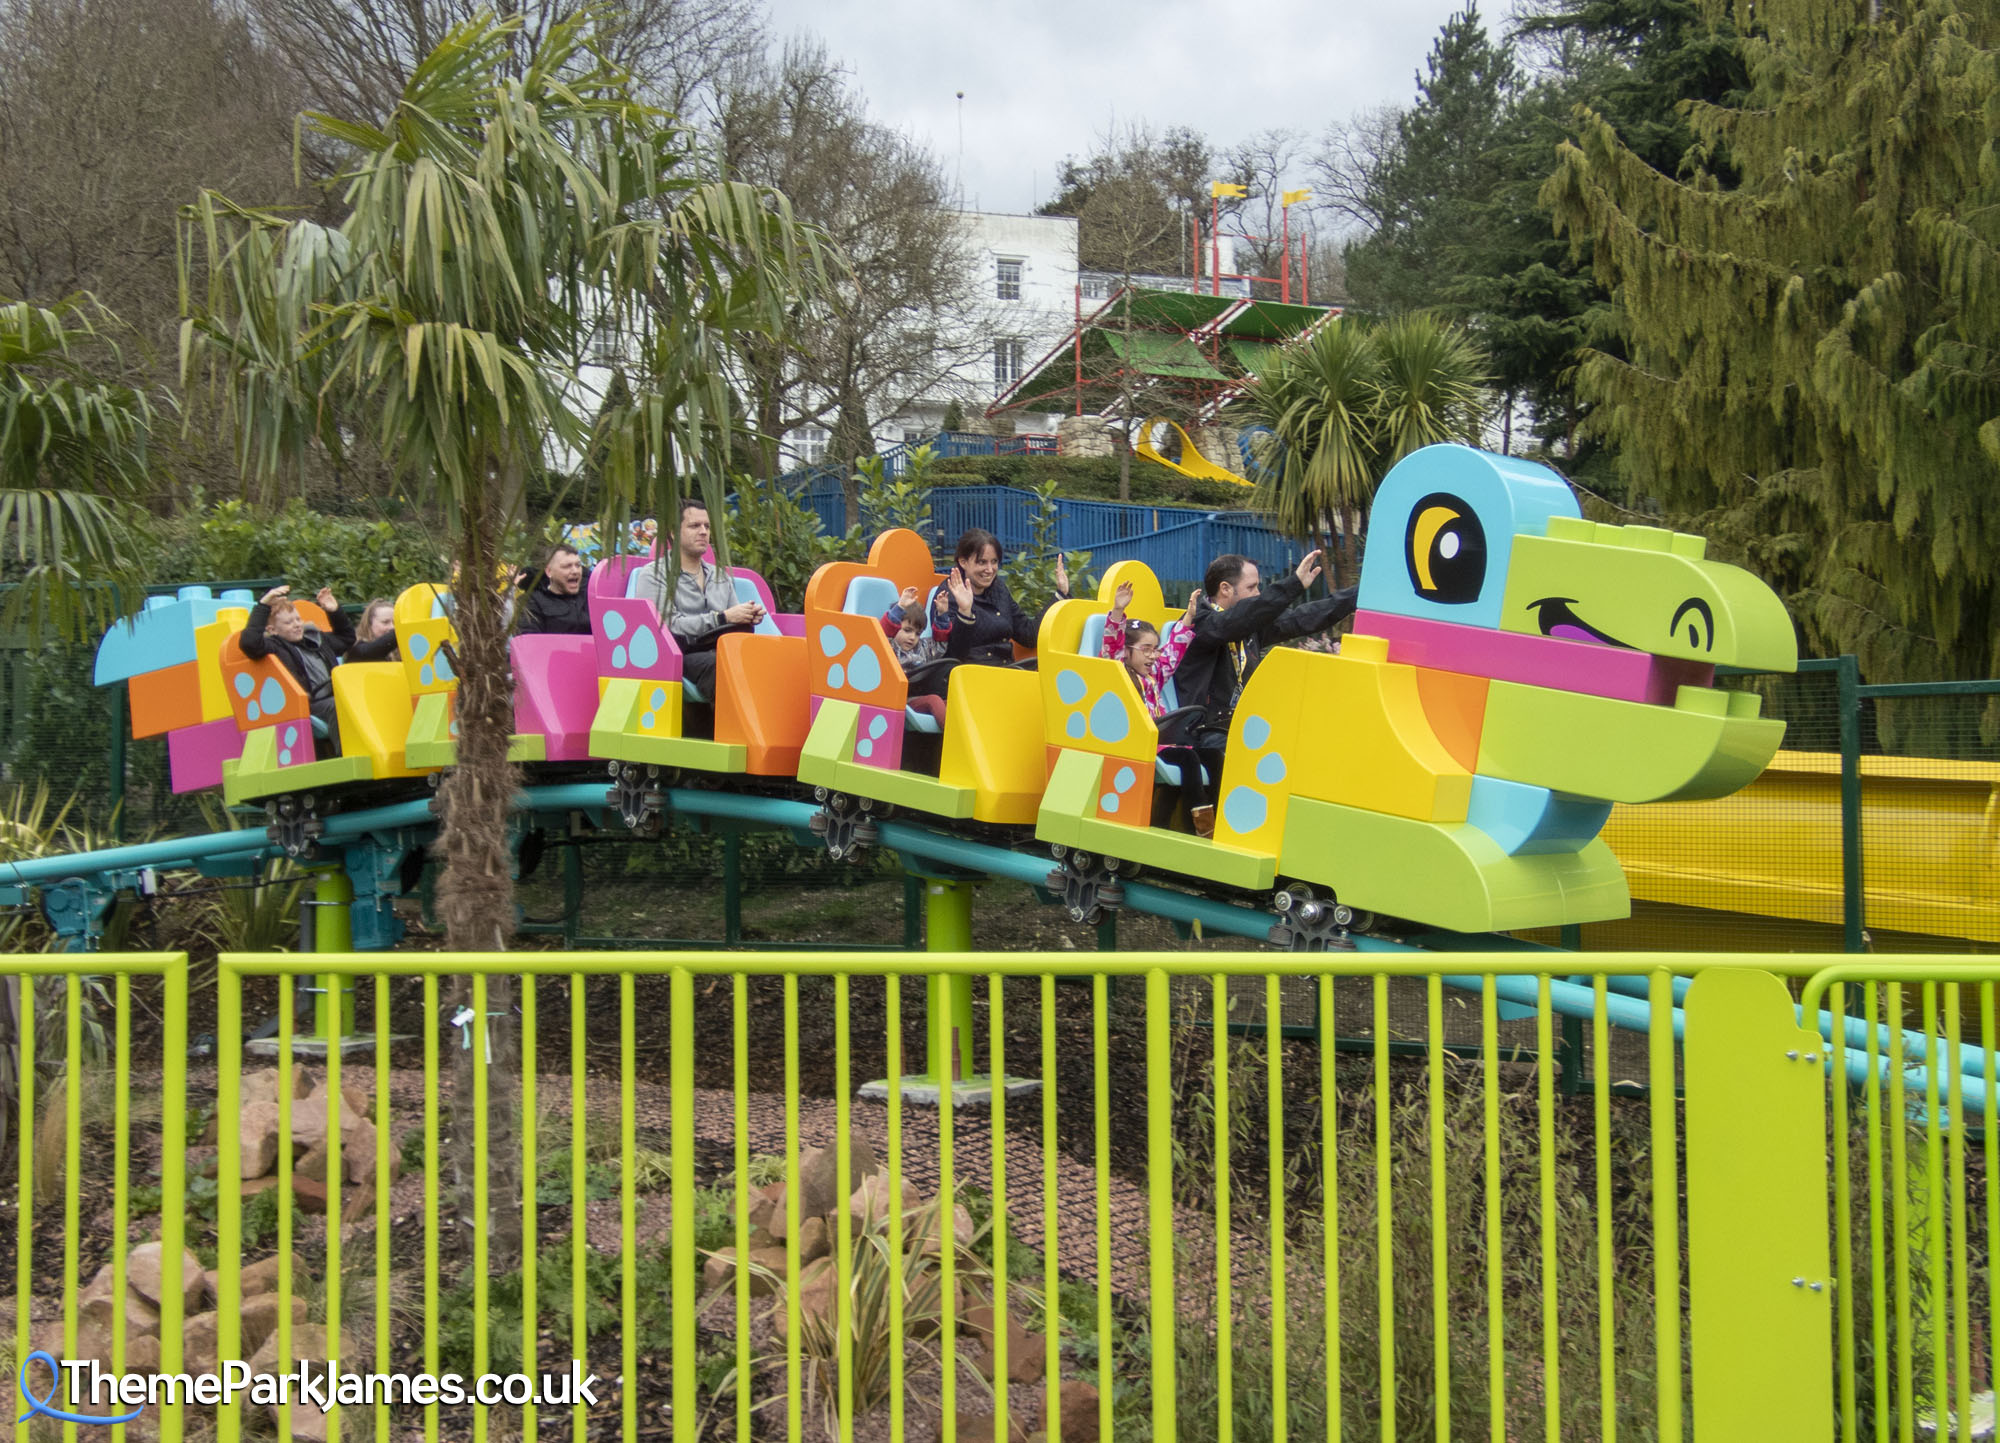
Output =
[
  {"x1": 1302, "y1": 237, "x2": 1310, "y2": 307},
  {"x1": 1211, "y1": 196, "x2": 1220, "y2": 297},
  {"x1": 1281, "y1": 205, "x2": 1291, "y2": 305},
  {"x1": 1074, "y1": 283, "x2": 1083, "y2": 416},
  {"x1": 1191, "y1": 216, "x2": 1198, "y2": 292}
]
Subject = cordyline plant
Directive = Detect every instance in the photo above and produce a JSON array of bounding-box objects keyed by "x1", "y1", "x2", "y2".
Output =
[{"x1": 180, "y1": 10, "x2": 833, "y2": 1258}]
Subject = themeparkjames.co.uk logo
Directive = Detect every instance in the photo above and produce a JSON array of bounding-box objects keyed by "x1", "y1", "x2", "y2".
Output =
[{"x1": 18, "y1": 1350, "x2": 600, "y2": 1423}]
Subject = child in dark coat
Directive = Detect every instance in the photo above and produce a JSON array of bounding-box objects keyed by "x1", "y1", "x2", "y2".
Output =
[{"x1": 241, "y1": 585, "x2": 354, "y2": 755}]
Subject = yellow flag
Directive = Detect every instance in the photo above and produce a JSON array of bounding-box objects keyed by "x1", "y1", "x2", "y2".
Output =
[
  {"x1": 1282, "y1": 188, "x2": 1312, "y2": 207},
  {"x1": 1210, "y1": 182, "x2": 1248, "y2": 199}
]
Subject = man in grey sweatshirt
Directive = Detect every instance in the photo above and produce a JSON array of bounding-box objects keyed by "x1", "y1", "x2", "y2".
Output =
[{"x1": 630, "y1": 499, "x2": 765, "y2": 697}]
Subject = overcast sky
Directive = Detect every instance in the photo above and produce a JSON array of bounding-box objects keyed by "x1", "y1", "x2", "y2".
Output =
[{"x1": 760, "y1": 0, "x2": 1476, "y2": 220}]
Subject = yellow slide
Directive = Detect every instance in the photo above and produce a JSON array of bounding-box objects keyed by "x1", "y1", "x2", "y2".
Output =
[{"x1": 1134, "y1": 416, "x2": 1251, "y2": 486}]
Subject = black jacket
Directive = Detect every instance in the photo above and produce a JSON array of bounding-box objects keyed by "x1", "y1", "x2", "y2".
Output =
[
  {"x1": 346, "y1": 631, "x2": 399, "y2": 663},
  {"x1": 942, "y1": 577, "x2": 1055, "y2": 665},
  {"x1": 1177, "y1": 574, "x2": 1357, "y2": 735},
  {"x1": 240, "y1": 603, "x2": 355, "y2": 725},
  {"x1": 520, "y1": 577, "x2": 591, "y2": 636}
]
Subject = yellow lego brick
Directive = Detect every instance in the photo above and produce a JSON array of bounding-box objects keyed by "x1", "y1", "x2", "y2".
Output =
[{"x1": 1281, "y1": 648, "x2": 1472, "y2": 823}]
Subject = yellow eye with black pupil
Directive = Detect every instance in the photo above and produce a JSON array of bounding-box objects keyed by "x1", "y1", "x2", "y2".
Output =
[{"x1": 1403, "y1": 491, "x2": 1487, "y2": 604}]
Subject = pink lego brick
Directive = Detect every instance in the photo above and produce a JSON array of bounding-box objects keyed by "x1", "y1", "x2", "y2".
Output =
[
  {"x1": 1354, "y1": 610, "x2": 1715, "y2": 706},
  {"x1": 851, "y1": 703, "x2": 904, "y2": 771},
  {"x1": 512, "y1": 634, "x2": 600, "y2": 761},
  {"x1": 167, "y1": 717, "x2": 245, "y2": 793}
]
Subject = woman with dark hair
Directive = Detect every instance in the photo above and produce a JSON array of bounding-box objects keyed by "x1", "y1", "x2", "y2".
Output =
[{"x1": 938, "y1": 527, "x2": 1069, "y2": 665}]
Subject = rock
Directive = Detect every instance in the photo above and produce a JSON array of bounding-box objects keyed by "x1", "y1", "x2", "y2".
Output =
[
  {"x1": 744, "y1": 1181, "x2": 784, "y2": 1234},
  {"x1": 848, "y1": 1173, "x2": 924, "y2": 1233},
  {"x1": 120, "y1": 1334, "x2": 161, "y2": 1373},
  {"x1": 239, "y1": 1255, "x2": 283, "y2": 1297},
  {"x1": 282, "y1": 1401, "x2": 334, "y2": 1442},
  {"x1": 125, "y1": 1241, "x2": 206, "y2": 1314},
  {"x1": 1036, "y1": 1379, "x2": 1100, "y2": 1443},
  {"x1": 288, "y1": 1100, "x2": 333, "y2": 1154},
  {"x1": 339, "y1": 1084, "x2": 372, "y2": 1121},
  {"x1": 977, "y1": 1321, "x2": 1048, "y2": 1385},
  {"x1": 239, "y1": 1065, "x2": 315, "y2": 1111},
  {"x1": 182, "y1": 1310, "x2": 221, "y2": 1376},
  {"x1": 906, "y1": 1200, "x2": 975, "y2": 1258},
  {"x1": 934, "y1": 1408, "x2": 1030, "y2": 1443},
  {"x1": 772, "y1": 1141, "x2": 881, "y2": 1239},
  {"x1": 239, "y1": 1294, "x2": 307, "y2": 1359},
  {"x1": 340, "y1": 1188, "x2": 374, "y2": 1225},
  {"x1": 771, "y1": 1257, "x2": 838, "y2": 1341},
  {"x1": 796, "y1": 1215, "x2": 830, "y2": 1265},
  {"x1": 79, "y1": 1264, "x2": 163, "y2": 1339},
  {"x1": 237, "y1": 1101, "x2": 281, "y2": 1179},
  {"x1": 701, "y1": 1245, "x2": 791, "y2": 1298},
  {"x1": 187, "y1": 1145, "x2": 219, "y2": 1180},
  {"x1": 246, "y1": 1321, "x2": 357, "y2": 1378},
  {"x1": 341, "y1": 1115, "x2": 399, "y2": 1189},
  {"x1": 197, "y1": 1114, "x2": 218, "y2": 1146},
  {"x1": 293, "y1": 1176, "x2": 328, "y2": 1215},
  {"x1": 294, "y1": 1144, "x2": 333, "y2": 1184},
  {"x1": 240, "y1": 1175, "x2": 281, "y2": 1198}
]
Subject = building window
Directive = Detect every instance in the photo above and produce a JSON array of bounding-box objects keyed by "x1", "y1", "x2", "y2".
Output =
[
  {"x1": 996, "y1": 258, "x2": 1023, "y2": 301},
  {"x1": 792, "y1": 424, "x2": 828, "y2": 465},
  {"x1": 993, "y1": 338, "x2": 1025, "y2": 390},
  {"x1": 1079, "y1": 274, "x2": 1110, "y2": 300}
]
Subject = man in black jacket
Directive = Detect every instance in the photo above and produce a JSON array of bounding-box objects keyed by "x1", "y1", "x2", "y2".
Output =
[
  {"x1": 519, "y1": 543, "x2": 590, "y2": 635},
  {"x1": 1179, "y1": 547, "x2": 1357, "y2": 746}
]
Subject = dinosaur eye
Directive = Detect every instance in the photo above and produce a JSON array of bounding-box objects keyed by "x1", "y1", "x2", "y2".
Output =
[
  {"x1": 1670, "y1": 597, "x2": 1715, "y2": 651},
  {"x1": 1405, "y1": 493, "x2": 1487, "y2": 605}
]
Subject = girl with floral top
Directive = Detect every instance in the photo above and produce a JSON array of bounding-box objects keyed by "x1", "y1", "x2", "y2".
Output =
[{"x1": 1099, "y1": 582, "x2": 1224, "y2": 837}]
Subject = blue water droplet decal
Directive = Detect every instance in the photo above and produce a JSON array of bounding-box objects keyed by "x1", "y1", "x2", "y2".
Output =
[
  {"x1": 612, "y1": 645, "x2": 627, "y2": 670},
  {"x1": 828, "y1": 663, "x2": 845, "y2": 690},
  {"x1": 449, "y1": 720, "x2": 460, "y2": 737},
  {"x1": 868, "y1": 715, "x2": 889, "y2": 740},
  {"x1": 857, "y1": 739, "x2": 874, "y2": 759},
  {"x1": 246, "y1": 701, "x2": 261, "y2": 723},
  {"x1": 1257, "y1": 753, "x2": 1288, "y2": 785},
  {"x1": 818, "y1": 625, "x2": 846, "y2": 658},
  {"x1": 233, "y1": 673, "x2": 254, "y2": 699},
  {"x1": 408, "y1": 632, "x2": 431, "y2": 661},
  {"x1": 629, "y1": 627, "x2": 659, "y2": 669},
  {"x1": 282, "y1": 725, "x2": 297, "y2": 748},
  {"x1": 640, "y1": 711, "x2": 656, "y2": 730},
  {"x1": 649, "y1": 687, "x2": 667, "y2": 711},
  {"x1": 1115, "y1": 766, "x2": 1136, "y2": 793},
  {"x1": 1100, "y1": 792, "x2": 1120, "y2": 813},
  {"x1": 258, "y1": 678, "x2": 284, "y2": 715},
  {"x1": 278, "y1": 748, "x2": 291, "y2": 765},
  {"x1": 602, "y1": 609, "x2": 626, "y2": 641},
  {"x1": 1056, "y1": 669, "x2": 1087, "y2": 705},
  {"x1": 1243, "y1": 715, "x2": 1271, "y2": 750},
  {"x1": 419, "y1": 664, "x2": 435, "y2": 687},
  {"x1": 847, "y1": 647, "x2": 882, "y2": 693},
  {"x1": 433, "y1": 651, "x2": 455, "y2": 682},
  {"x1": 1066, "y1": 714, "x2": 1086, "y2": 740},
  {"x1": 1088, "y1": 692, "x2": 1129, "y2": 743},
  {"x1": 1223, "y1": 786, "x2": 1267, "y2": 835}
]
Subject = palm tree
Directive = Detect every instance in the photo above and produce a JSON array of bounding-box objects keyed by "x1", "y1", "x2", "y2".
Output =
[
  {"x1": 0, "y1": 296, "x2": 159, "y2": 638},
  {"x1": 1236, "y1": 312, "x2": 1487, "y2": 585},
  {"x1": 182, "y1": 13, "x2": 831, "y2": 1258}
]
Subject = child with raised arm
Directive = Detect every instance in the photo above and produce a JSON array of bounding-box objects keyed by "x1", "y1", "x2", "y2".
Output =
[
  {"x1": 1100, "y1": 582, "x2": 1224, "y2": 837},
  {"x1": 881, "y1": 585, "x2": 954, "y2": 724}
]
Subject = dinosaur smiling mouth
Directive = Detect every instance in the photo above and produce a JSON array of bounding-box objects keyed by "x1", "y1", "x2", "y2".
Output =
[{"x1": 1528, "y1": 597, "x2": 1634, "y2": 649}]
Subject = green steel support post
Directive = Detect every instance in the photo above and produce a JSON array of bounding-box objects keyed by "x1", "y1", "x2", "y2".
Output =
[
  {"x1": 723, "y1": 832, "x2": 742, "y2": 946},
  {"x1": 312, "y1": 868, "x2": 355, "y2": 1040},
  {"x1": 108, "y1": 685, "x2": 127, "y2": 843},
  {"x1": 927, "y1": 881, "x2": 977, "y2": 1083},
  {"x1": 902, "y1": 874, "x2": 922, "y2": 951},
  {"x1": 1096, "y1": 913, "x2": 1118, "y2": 951},
  {"x1": 1837, "y1": 655, "x2": 1866, "y2": 952},
  {"x1": 1559, "y1": 1013, "x2": 1585, "y2": 1097},
  {"x1": 562, "y1": 842, "x2": 583, "y2": 949}
]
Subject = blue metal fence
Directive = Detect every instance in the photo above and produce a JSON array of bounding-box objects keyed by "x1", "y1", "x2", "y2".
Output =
[{"x1": 769, "y1": 475, "x2": 1301, "y2": 592}]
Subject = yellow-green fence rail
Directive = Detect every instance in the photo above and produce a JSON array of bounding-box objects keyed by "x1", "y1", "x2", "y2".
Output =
[{"x1": 5, "y1": 950, "x2": 1992, "y2": 1441}]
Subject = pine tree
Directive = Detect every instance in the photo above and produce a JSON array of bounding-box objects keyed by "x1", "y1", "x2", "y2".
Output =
[
  {"x1": 1343, "y1": 6, "x2": 1518, "y2": 317},
  {"x1": 1543, "y1": 0, "x2": 2000, "y2": 712}
]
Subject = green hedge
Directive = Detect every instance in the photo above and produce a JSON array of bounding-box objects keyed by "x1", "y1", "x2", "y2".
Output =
[{"x1": 926, "y1": 455, "x2": 1258, "y2": 511}]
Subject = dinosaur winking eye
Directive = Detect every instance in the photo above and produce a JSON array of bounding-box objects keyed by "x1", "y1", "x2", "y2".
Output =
[{"x1": 1405, "y1": 493, "x2": 1487, "y2": 604}]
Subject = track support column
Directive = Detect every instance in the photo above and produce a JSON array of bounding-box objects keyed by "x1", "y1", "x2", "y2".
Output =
[
  {"x1": 926, "y1": 881, "x2": 977, "y2": 1082},
  {"x1": 312, "y1": 867, "x2": 355, "y2": 1041}
]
